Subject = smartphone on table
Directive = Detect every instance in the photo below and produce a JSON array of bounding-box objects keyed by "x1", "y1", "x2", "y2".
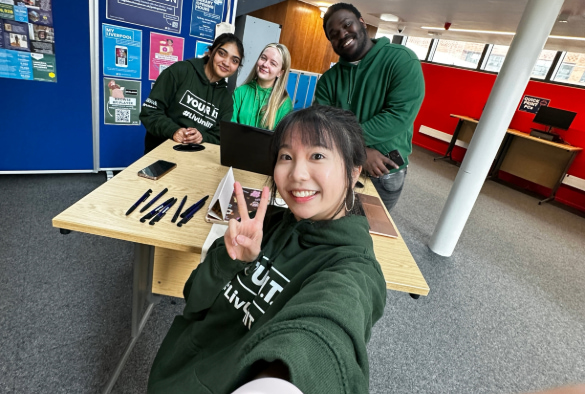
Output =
[{"x1": 138, "y1": 160, "x2": 176, "y2": 180}]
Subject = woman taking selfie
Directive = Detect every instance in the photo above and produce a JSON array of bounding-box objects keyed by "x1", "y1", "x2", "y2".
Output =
[
  {"x1": 140, "y1": 33, "x2": 244, "y2": 153},
  {"x1": 148, "y1": 105, "x2": 386, "y2": 394},
  {"x1": 231, "y1": 43, "x2": 293, "y2": 130}
]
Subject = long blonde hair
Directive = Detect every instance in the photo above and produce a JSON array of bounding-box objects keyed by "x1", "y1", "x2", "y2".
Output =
[{"x1": 243, "y1": 43, "x2": 292, "y2": 130}]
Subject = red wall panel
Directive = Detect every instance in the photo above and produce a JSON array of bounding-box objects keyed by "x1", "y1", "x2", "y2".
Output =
[{"x1": 413, "y1": 62, "x2": 585, "y2": 212}]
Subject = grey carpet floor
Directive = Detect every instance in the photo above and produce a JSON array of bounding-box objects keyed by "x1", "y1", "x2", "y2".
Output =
[{"x1": 0, "y1": 145, "x2": 583, "y2": 393}]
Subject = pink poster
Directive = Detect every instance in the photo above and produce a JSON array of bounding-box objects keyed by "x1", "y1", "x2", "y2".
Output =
[{"x1": 148, "y1": 32, "x2": 184, "y2": 80}]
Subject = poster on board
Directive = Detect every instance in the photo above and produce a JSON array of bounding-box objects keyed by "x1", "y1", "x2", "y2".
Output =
[
  {"x1": 194, "y1": 40, "x2": 211, "y2": 58},
  {"x1": 190, "y1": 0, "x2": 225, "y2": 40},
  {"x1": 30, "y1": 52, "x2": 55, "y2": 81},
  {"x1": 0, "y1": 0, "x2": 57, "y2": 82},
  {"x1": 102, "y1": 24, "x2": 142, "y2": 79},
  {"x1": 518, "y1": 95, "x2": 550, "y2": 114},
  {"x1": 106, "y1": 0, "x2": 183, "y2": 34},
  {"x1": 148, "y1": 32, "x2": 183, "y2": 80},
  {"x1": 103, "y1": 78, "x2": 141, "y2": 125}
]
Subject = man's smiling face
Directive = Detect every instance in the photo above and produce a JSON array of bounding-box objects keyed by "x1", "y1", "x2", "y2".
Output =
[{"x1": 325, "y1": 9, "x2": 370, "y2": 62}]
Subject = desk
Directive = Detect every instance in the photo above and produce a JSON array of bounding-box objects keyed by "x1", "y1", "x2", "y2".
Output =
[
  {"x1": 52, "y1": 141, "x2": 429, "y2": 392},
  {"x1": 436, "y1": 115, "x2": 582, "y2": 204}
]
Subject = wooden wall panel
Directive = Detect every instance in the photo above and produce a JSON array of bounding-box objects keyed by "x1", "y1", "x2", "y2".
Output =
[
  {"x1": 249, "y1": 1, "x2": 288, "y2": 27},
  {"x1": 367, "y1": 24, "x2": 378, "y2": 38},
  {"x1": 251, "y1": 0, "x2": 339, "y2": 74}
]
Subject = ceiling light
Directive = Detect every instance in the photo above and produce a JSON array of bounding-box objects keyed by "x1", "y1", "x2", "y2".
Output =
[
  {"x1": 380, "y1": 13, "x2": 399, "y2": 22},
  {"x1": 558, "y1": 11, "x2": 570, "y2": 23},
  {"x1": 420, "y1": 26, "x2": 585, "y2": 41},
  {"x1": 421, "y1": 26, "x2": 514, "y2": 35}
]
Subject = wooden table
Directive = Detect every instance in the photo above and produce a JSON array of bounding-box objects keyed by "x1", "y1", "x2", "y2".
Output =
[
  {"x1": 436, "y1": 114, "x2": 582, "y2": 204},
  {"x1": 52, "y1": 140, "x2": 429, "y2": 392}
]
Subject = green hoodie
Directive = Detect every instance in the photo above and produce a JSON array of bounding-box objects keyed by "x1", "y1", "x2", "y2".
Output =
[
  {"x1": 148, "y1": 208, "x2": 387, "y2": 394},
  {"x1": 315, "y1": 37, "x2": 425, "y2": 171},
  {"x1": 140, "y1": 57, "x2": 233, "y2": 153},
  {"x1": 231, "y1": 80, "x2": 293, "y2": 130}
]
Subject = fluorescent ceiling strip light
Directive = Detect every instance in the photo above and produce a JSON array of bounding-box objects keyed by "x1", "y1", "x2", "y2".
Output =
[{"x1": 420, "y1": 26, "x2": 585, "y2": 41}]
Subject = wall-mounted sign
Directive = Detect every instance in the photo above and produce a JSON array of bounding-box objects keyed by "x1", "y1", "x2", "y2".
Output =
[
  {"x1": 190, "y1": 0, "x2": 225, "y2": 40},
  {"x1": 106, "y1": 0, "x2": 183, "y2": 34},
  {"x1": 103, "y1": 78, "x2": 141, "y2": 125},
  {"x1": 195, "y1": 40, "x2": 211, "y2": 58},
  {"x1": 102, "y1": 24, "x2": 142, "y2": 79},
  {"x1": 519, "y1": 95, "x2": 550, "y2": 114},
  {"x1": 148, "y1": 32, "x2": 183, "y2": 80}
]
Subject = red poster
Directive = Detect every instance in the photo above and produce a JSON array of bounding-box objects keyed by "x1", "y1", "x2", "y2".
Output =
[{"x1": 148, "y1": 32, "x2": 184, "y2": 80}]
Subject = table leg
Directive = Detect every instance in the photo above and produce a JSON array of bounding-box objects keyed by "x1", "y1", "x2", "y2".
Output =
[
  {"x1": 488, "y1": 133, "x2": 513, "y2": 180},
  {"x1": 102, "y1": 243, "x2": 159, "y2": 394},
  {"x1": 434, "y1": 119, "x2": 463, "y2": 163},
  {"x1": 538, "y1": 150, "x2": 579, "y2": 205}
]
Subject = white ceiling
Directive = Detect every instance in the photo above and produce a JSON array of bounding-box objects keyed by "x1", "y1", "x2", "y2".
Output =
[{"x1": 308, "y1": 0, "x2": 585, "y2": 53}]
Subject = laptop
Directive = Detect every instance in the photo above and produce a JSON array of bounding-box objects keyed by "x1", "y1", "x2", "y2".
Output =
[{"x1": 220, "y1": 121, "x2": 274, "y2": 176}]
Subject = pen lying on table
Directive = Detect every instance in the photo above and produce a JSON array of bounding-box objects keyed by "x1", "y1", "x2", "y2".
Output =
[
  {"x1": 126, "y1": 189, "x2": 152, "y2": 215},
  {"x1": 149, "y1": 198, "x2": 177, "y2": 225},
  {"x1": 139, "y1": 187, "x2": 169, "y2": 213},
  {"x1": 140, "y1": 197, "x2": 175, "y2": 223},
  {"x1": 177, "y1": 195, "x2": 209, "y2": 227}
]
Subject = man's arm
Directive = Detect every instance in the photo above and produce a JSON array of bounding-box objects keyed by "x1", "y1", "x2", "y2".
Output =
[
  {"x1": 314, "y1": 74, "x2": 335, "y2": 106},
  {"x1": 360, "y1": 54, "x2": 425, "y2": 148},
  {"x1": 139, "y1": 67, "x2": 183, "y2": 140}
]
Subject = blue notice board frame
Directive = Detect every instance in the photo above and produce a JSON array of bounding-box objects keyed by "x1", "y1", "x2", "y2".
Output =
[
  {"x1": 0, "y1": 1, "x2": 93, "y2": 171},
  {"x1": 99, "y1": 0, "x2": 235, "y2": 169}
]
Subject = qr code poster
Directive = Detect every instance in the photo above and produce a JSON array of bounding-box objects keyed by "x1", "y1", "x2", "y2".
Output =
[{"x1": 103, "y1": 78, "x2": 141, "y2": 126}]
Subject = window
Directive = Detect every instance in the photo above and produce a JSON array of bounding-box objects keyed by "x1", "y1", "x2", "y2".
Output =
[
  {"x1": 404, "y1": 36, "x2": 432, "y2": 60},
  {"x1": 483, "y1": 45, "x2": 508, "y2": 72},
  {"x1": 480, "y1": 46, "x2": 556, "y2": 79},
  {"x1": 553, "y1": 52, "x2": 585, "y2": 86},
  {"x1": 531, "y1": 50, "x2": 556, "y2": 79},
  {"x1": 375, "y1": 32, "x2": 394, "y2": 42},
  {"x1": 431, "y1": 39, "x2": 485, "y2": 69}
]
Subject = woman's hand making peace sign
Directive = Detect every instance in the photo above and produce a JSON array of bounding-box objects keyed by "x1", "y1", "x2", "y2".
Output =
[{"x1": 225, "y1": 182, "x2": 270, "y2": 262}]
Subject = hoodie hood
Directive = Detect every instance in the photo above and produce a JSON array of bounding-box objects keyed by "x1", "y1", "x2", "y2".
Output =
[{"x1": 188, "y1": 57, "x2": 229, "y2": 89}]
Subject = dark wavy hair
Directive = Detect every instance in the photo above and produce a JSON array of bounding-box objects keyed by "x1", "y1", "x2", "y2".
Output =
[
  {"x1": 269, "y1": 105, "x2": 367, "y2": 219},
  {"x1": 323, "y1": 3, "x2": 362, "y2": 39},
  {"x1": 203, "y1": 33, "x2": 244, "y2": 66}
]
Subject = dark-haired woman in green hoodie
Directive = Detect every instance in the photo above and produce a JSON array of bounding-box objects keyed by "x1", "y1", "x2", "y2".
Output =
[
  {"x1": 148, "y1": 105, "x2": 387, "y2": 394},
  {"x1": 140, "y1": 33, "x2": 244, "y2": 153}
]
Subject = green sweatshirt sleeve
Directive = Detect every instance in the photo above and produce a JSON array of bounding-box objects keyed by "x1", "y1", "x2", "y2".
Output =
[
  {"x1": 273, "y1": 97, "x2": 293, "y2": 128},
  {"x1": 231, "y1": 86, "x2": 243, "y2": 123},
  {"x1": 182, "y1": 237, "x2": 246, "y2": 319},
  {"x1": 360, "y1": 55, "x2": 425, "y2": 148},
  {"x1": 202, "y1": 92, "x2": 233, "y2": 144},
  {"x1": 139, "y1": 67, "x2": 183, "y2": 140},
  {"x1": 237, "y1": 254, "x2": 386, "y2": 394},
  {"x1": 314, "y1": 75, "x2": 334, "y2": 106}
]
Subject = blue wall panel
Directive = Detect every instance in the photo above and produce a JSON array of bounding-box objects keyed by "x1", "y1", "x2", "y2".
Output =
[
  {"x1": 0, "y1": 1, "x2": 93, "y2": 171},
  {"x1": 98, "y1": 0, "x2": 235, "y2": 169}
]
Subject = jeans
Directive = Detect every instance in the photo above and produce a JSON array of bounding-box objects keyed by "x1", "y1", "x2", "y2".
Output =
[{"x1": 370, "y1": 168, "x2": 407, "y2": 213}]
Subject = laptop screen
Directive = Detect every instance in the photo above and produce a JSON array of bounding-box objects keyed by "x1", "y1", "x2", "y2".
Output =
[{"x1": 220, "y1": 121, "x2": 274, "y2": 176}]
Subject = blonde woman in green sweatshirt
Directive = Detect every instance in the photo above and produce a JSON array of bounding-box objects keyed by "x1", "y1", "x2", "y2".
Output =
[{"x1": 231, "y1": 43, "x2": 293, "y2": 130}]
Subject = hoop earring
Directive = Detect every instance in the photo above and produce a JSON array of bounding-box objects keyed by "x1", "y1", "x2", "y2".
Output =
[{"x1": 345, "y1": 189, "x2": 355, "y2": 212}]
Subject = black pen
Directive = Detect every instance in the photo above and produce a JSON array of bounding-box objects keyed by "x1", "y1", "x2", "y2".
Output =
[
  {"x1": 171, "y1": 196, "x2": 187, "y2": 223},
  {"x1": 140, "y1": 197, "x2": 174, "y2": 223},
  {"x1": 177, "y1": 196, "x2": 209, "y2": 227},
  {"x1": 139, "y1": 188, "x2": 169, "y2": 213},
  {"x1": 149, "y1": 198, "x2": 177, "y2": 225},
  {"x1": 126, "y1": 189, "x2": 152, "y2": 215},
  {"x1": 181, "y1": 195, "x2": 209, "y2": 218}
]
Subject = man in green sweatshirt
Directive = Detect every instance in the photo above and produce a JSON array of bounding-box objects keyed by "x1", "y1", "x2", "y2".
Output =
[{"x1": 315, "y1": 3, "x2": 425, "y2": 212}]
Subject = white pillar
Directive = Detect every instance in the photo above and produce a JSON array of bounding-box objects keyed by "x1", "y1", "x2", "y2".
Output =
[{"x1": 428, "y1": 0, "x2": 565, "y2": 257}]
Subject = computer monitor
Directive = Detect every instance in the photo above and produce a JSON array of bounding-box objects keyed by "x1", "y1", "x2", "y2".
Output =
[{"x1": 533, "y1": 106, "x2": 577, "y2": 132}]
